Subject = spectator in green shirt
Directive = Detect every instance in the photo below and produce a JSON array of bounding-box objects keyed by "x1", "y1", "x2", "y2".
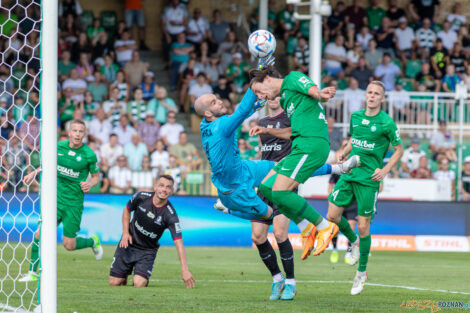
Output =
[
  {"x1": 100, "y1": 54, "x2": 120, "y2": 83},
  {"x1": 251, "y1": 0, "x2": 277, "y2": 33},
  {"x1": 0, "y1": 11, "x2": 18, "y2": 36},
  {"x1": 58, "y1": 88, "x2": 78, "y2": 128},
  {"x1": 147, "y1": 87, "x2": 178, "y2": 125},
  {"x1": 170, "y1": 33, "x2": 194, "y2": 90},
  {"x1": 87, "y1": 18, "x2": 105, "y2": 42},
  {"x1": 277, "y1": 4, "x2": 299, "y2": 42},
  {"x1": 366, "y1": 0, "x2": 386, "y2": 31},
  {"x1": 226, "y1": 53, "x2": 249, "y2": 93},
  {"x1": 58, "y1": 50, "x2": 76, "y2": 81},
  {"x1": 238, "y1": 138, "x2": 256, "y2": 161},
  {"x1": 87, "y1": 71, "x2": 108, "y2": 102}
]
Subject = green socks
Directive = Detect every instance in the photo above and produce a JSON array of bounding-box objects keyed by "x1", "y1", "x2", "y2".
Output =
[
  {"x1": 259, "y1": 174, "x2": 325, "y2": 226},
  {"x1": 74, "y1": 237, "x2": 94, "y2": 250},
  {"x1": 271, "y1": 190, "x2": 324, "y2": 226},
  {"x1": 358, "y1": 234, "x2": 371, "y2": 272},
  {"x1": 29, "y1": 237, "x2": 40, "y2": 272},
  {"x1": 338, "y1": 216, "x2": 358, "y2": 243}
]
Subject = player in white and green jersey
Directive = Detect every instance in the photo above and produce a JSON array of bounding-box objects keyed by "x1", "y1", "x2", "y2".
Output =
[
  {"x1": 327, "y1": 81, "x2": 403, "y2": 295},
  {"x1": 19, "y1": 120, "x2": 103, "y2": 282},
  {"x1": 250, "y1": 66, "x2": 341, "y2": 257}
]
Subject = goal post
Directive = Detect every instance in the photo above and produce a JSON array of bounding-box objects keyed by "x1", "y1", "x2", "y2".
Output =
[
  {"x1": 40, "y1": 0, "x2": 58, "y2": 312},
  {"x1": 0, "y1": 0, "x2": 57, "y2": 312}
]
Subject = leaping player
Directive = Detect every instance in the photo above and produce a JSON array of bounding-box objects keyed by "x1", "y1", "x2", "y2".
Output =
[{"x1": 195, "y1": 59, "x2": 359, "y2": 258}]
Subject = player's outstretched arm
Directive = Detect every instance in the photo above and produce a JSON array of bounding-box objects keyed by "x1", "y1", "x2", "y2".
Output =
[
  {"x1": 372, "y1": 143, "x2": 404, "y2": 182},
  {"x1": 174, "y1": 239, "x2": 195, "y2": 288},
  {"x1": 250, "y1": 126, "x2": 292, "y2": 141},
  {"x1": 221, "y1": 88, "x2": 258, "y2": 137},
  {"x1": 308, "y1": 86, "x2": 336, "y2": 102},
  {"x1": 119, "y1": 206, "x2": 133, "y2": 248}
]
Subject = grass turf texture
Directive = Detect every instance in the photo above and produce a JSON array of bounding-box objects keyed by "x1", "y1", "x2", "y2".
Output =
[{"x1": 2, "y1": 245, "x2": 470, "y2": 312}]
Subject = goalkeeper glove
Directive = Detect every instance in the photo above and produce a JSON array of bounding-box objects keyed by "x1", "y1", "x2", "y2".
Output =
[
  {"x1": 253, "y1": 98, "x2": 267, "y2": 111},
  {"x1": 256, "y1": 55, "x2": 275, "y2": 70}
]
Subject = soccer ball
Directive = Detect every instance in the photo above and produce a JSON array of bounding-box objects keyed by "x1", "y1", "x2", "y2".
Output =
[{"x1": 248, "y1": 30, "x2": 277, "y2": 59}]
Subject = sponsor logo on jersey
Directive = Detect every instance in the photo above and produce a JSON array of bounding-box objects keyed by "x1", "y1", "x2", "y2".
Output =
[
  {"x1": 267, "y1": 124, "x2": 273, "y2": 129},
  {"x1": 135, "y1": 220, "x2": 157, "y2": 239},
  {"x1": 261, "y1": 143, "x2": 282, "y2": 152},
  {"x1": 298, "y1": 76, "x2": 311, "y2": 85},
  {"x1": 155, "y1": 216, "x2": 162, "y2": 225},
  {"x1": 371, "y1": 125, "x2": 377, "y2": 132},
  {"x1": 287, "y1": 103, "x2": 295, "y2": 117},
  {"x1": 138, "y1": 206, "x2": 146, "y2": 212},
  {"x1": 167, "y1": 205, "x2": 174, "y2": 215},
  {"x1": 174, "y1": 222, "x2": 182, "y2": 233},
  {"x1": 68, "y1": 150, "x2": 76, "y2": 156},
  {"x1": 141, "y1": 192, "x2": 152, "y2": 197},
  {"x1": 147, "y1": 211, "x2": 155, "y2": 219},
  {"x1": 361, "y1": 119, "x2": 370, "y2": 125},
  {"x1": 352, "y1": 138, "x2": 376, "y2": 150},
  {"x1": 57, "y1": 165, "x2": 80, "y2": 178},
  {"x1": 201, "y1": 129, "x2": 213, "y2": 138}
]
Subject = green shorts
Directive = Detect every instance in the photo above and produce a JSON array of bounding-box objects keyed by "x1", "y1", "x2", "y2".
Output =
[
  {"x1": 57, "y1": 204, "x2": 83, "y2": 238},
  {"x1": 328, "y1": 176, "x2": 379, "y2": 217},
  {"x1": 274, "y1": 137, "x2": 329, "y2": 184}
]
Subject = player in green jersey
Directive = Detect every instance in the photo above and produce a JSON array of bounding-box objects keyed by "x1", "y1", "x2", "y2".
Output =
[
  {"x1": 249, "y1": 66, "x2": 341, "y2": 257},
  {"x1": 327, "y1": 81, "x2": 403, "y2": 295},
  {"x1": 19, "y1": 120, "x2": 103, "y2": 282}
]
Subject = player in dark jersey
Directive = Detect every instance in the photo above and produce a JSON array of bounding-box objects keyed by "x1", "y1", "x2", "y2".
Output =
[
  {"x1": 250, "y1": 97, "x2": 304, "y2": 300},
  {"x1": 109, "y1": 175, "x2": 195, "y2": 288}
]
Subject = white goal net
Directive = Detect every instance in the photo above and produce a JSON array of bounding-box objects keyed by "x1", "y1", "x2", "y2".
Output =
[{"x1": 0, "y1": 0, "x2": 42, "y2": 312}]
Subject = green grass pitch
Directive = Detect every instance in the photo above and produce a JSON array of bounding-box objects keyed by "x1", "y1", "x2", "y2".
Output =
[{"x1": 2, "y1": 245, "x2": 470, "y2": 312}]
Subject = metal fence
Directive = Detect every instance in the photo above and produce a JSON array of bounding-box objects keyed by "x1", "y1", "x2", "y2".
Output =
[{"x1": 326, "y1": 91, "x2": 470, "y2": 137}]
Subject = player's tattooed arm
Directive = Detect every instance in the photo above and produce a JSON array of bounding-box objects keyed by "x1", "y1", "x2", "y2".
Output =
[
  {"x1": 174, "y1": 239, "x2": 196, "y2": 288},
  {"x1": 250, "y1": 126, "x2": 291, "y2": 140},
  {"x1": 307, "y1": 85, "x2": 336, "y2": 102}
]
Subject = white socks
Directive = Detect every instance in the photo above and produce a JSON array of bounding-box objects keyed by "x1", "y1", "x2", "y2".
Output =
[{"x1": 273, "y1": 273, "x2": 284, "y2": 283}]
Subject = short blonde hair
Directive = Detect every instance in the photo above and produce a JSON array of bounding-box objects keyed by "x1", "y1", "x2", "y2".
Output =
[{"x1": 369, "y1": 80, "x2": 385, "y2": 95}]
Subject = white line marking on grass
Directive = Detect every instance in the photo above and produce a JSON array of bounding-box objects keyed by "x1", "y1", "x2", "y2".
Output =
[
  {"x1": 60, "y1": 278, "x2": 470, "y2": 295},
  {"x1": 0, "y1": 303, "x2": 33, "y2": 313}
]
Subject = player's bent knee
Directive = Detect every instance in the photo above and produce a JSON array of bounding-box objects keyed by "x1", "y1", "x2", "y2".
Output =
[
  {"x1": 109, "y1": 276, "x2": 126, "y2": 286},
  {"x1": 357, "y1": 220, "x2": 370, "y2": 237},
  {"x1": 251, "y1": 232, "x2": 267, "y2": 245},
  {"x1": 62, "y1": 239, "x2": 76, "y2": 251},
  {"x1": 273, "y1": 230, "x2": 287, "y2": 243},
  {"x1": 326, "y1": 212, "x2": 341, "y2": 224},
  {"x1": 133, "y1": 275, "x2": 148, "y2": 287}
]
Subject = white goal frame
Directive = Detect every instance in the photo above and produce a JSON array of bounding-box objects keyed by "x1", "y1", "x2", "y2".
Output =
[{"x1": 40, "y1": 0, "x2": 57, "y2": 312}]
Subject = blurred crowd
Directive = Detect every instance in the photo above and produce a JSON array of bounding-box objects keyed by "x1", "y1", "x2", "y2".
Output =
[{"x1": 0, "y1": 0, "x2": 469, "y2": 200}]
